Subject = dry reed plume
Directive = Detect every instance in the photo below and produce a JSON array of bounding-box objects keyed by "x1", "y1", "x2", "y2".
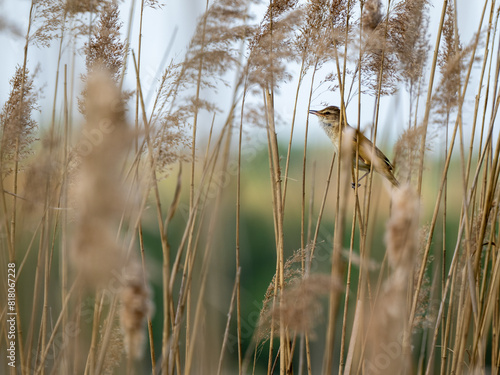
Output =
[
  {"x1": 0, "y1": 66, "x2": 38, "y2": 174},
  {"x1": 365, "y1": 184, "x2": 419, "y2": 373},
  {"x1": 71, "y1": 71, "x2": 129, "y2": 284}
]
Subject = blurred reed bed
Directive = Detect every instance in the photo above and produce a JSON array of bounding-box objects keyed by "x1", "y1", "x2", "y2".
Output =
[{"x1": 0, "y1": 0, "x2": 499, "y2": 374}]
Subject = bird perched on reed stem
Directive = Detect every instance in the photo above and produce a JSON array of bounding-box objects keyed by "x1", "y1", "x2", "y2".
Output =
[{"x1": 309, "y1": 105, "x2": 399, "y2": 187}]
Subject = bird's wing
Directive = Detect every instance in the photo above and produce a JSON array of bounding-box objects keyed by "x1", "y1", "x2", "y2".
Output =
[{"x1": 352, "y1": 129, "x2": 394, "y2": 170}]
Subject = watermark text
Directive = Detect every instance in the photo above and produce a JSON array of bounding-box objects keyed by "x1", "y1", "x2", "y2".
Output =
[{"x1": 6, "y1": 262, "x2": 16, "y2": 368}]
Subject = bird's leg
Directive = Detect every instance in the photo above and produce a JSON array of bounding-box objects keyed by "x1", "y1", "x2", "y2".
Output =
[
  {"x1": 351, "y1": 171, "x2": 369, "y2": 189},
  {"x1": 351, "y1": 167, "x2": 358, "y2": 189}
]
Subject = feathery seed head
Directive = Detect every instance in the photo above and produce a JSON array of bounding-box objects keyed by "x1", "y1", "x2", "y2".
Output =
[
  {"x1": 385, "y1": 184, "x2": 419, "y2": 269},
  {"x1": 119, "y1": 262, "x2": 154, "y2": 360},
  {"x1": 362, "y1": 0, "x2": 383, "y2": 30}
]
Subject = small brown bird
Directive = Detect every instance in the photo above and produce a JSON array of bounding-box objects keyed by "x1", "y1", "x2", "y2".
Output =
[{"x1": 309, "y1": 105, "x2": 399, "y2": 187}]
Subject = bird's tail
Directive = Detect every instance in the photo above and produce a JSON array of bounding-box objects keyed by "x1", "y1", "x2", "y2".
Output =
[
  {"x1": 384, "y1": 169, "x2": 399, "y2": 187},
  {"x1": 370, "y1": 150, "x2": 399, "y2": 187}
]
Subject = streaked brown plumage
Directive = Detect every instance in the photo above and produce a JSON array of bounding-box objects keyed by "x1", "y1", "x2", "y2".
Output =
[{"x1": 309, "y1": 106, "x2": 399, "y2": 187}]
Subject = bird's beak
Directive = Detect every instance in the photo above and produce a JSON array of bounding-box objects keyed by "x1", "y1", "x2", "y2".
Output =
[{"x1": 309, "y1": 109, "x2": 319, "y2": 116}]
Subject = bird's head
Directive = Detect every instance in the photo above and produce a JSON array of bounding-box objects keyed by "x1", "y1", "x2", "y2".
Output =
[{"x1": 309, "y1": 106, "x2": 341, "y2": 126}]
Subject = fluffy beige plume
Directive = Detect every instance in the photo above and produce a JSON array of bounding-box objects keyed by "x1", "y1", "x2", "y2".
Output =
[
  {"x1": 71, "y1": 71, "x2": 130, "y2": 285},
  {"x1": 119, "y1": 262, "x2": 154, "y2": 360},
  {"x1": 365, "y1": 184, "x2": 419, "y2": 374}
]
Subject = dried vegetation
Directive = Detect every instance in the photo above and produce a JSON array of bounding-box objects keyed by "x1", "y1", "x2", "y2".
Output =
[{"x1": 1, "y1": 0, "x2": 499, "y2": 374}]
